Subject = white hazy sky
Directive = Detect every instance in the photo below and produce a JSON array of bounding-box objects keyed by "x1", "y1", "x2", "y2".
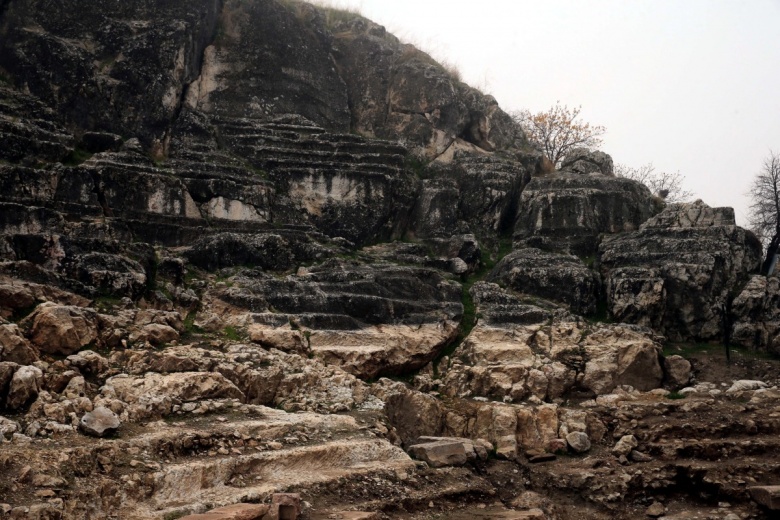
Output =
[{"x1": 315, "y1": 0, "x2": 780, "y2": 226}]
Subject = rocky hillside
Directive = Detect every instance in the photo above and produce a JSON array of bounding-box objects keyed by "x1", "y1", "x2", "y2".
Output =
[{"x1": 1, "y1": 1, "x2": 779, "y2": 519}]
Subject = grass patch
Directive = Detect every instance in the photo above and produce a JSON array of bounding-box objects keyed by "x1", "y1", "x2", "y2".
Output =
[
  {"x1": 93, "y1": 295, "x2": 123, "y2": 313},
  {"x1": 663, "y1": 342, "x2": 719, "y2": 357},
  {"x1": 222, "y1": 325, "x2": 243, "y2": 341},
  {"x1": 580, "y1": 255, "x2": 595, "y2": 269},
  {"x1": 666, "y1": 391, "x2": 687, "y2": 400},
  {"x1": 404, "y1": 153, "x2": 433, "y2": 179},
  {"x1": 244, "y1": 160, "x2": 268, "y2": 178},
  {"x1": 63, "y1": 147, "x2": 93, "y2": 166},
  {"x1": 587, "y1": 299, "x2": 612, "y2": 324},
  {"x1": 320, "y1": 4, "x2": 363, "y2": 29},
  {"x1": 434, "y1": 236, "x2": 513, "y2": 365},
  {"x1": 181, "y1": 311, "x2": 204, "y2": 340}
]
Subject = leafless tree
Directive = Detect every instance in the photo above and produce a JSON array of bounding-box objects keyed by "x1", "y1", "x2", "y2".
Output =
[
  {"x1": 748, "y1": 151, "x2": 780, "y2": 275},
  {"x1": 615, "y1": 163, "x2": 694, "y2": 203},
  {"x1": 512, "y1": 102, "x2": 605, "y2": 167}
]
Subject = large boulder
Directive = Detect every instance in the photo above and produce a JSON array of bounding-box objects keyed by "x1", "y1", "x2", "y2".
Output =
[
  {"x1": 487, "y1": 248, "x2": 600, "y2": 315},
  {"x1": 559, "y1": 148, "x2": 614, "y2": 176},
  {"x1": 600, "y1": 201, "x2": 762, "y2": 341},
  {"x1": 6, "y1": 365, "x2": 42, "y2": 411},
  {"x1": 28, "y1": 303, "x2": 99, "y2": 355},
  {"x1": 515, "y1": 174, "x2": 657, "y2": 257},
  {"x1": 408, "y1": 439, "x2": 469, "y2": 468},
  {"x1": 0, "y1": 323, "x2": 39, "y2": 364}
]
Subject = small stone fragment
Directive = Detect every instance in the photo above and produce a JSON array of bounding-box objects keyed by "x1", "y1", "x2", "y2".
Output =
[
  {"x1": 565, "y1": 431, "x2": 591, "y2": 453},
  {"x1": 629, "y1": 450, "x2": 654, "y2": 462},
  {"x1": 646, "y1": 501, "x2": 665, "y2": 517},
  {"x1": 612, "y1": 434, "x2": 638, "y2": 457},
  {"x1": 79, "y1": 406, "x2": 121, "y2": 437}
]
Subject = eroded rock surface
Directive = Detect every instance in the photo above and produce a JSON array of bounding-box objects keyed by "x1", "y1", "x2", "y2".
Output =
[
  {"x1": 0, "y1": 1, "x2": 777, "y2": 519},
  {"x1": 440, "y1": 282, "x2": 665, "y2": 403},
  {"x1": 600, "y1": 201, "x2": 762, "y2": 341},
  {"x1": 487, "y1": 248, "x2": 600, "y2": 315},
  {"x1": 515, "y1": 173, "x2": 657, "y2": 257}
]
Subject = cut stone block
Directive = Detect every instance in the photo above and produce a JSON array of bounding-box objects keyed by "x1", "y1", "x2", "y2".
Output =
[{"x1": 407, "y1": 440, "x2": 469, "y2": 467}]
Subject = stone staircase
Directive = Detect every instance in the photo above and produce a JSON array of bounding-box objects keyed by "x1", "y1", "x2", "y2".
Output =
[{"x1": 0, "y1": 405, "x2": 414, "y2": 519}]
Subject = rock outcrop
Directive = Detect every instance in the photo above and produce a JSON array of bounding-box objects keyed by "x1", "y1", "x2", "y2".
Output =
[
  {"x1": 211, "y1": 259, "x2": 462, "y2": 379},
  {"x1": 487, "y1": 248, "x2": 600, "y2": 315},
  {"x1": 515, "y1": 173, "x2": 658, "y2": 257},
  {"x1": 731, "y1": 275, "x2": 780, "y2": 355},
  {"x1": 440, "y1": 282, "x2": 665, "y2": 403},
  {"x1": 559, "y1": 148, "x2": 614, "y2": 176},
  {"x1": 599, "y1": 201, "x2": 762, "y2": 341},
  {"x1": 0, "y1": 1, "x2": 776, "y2": 519}
]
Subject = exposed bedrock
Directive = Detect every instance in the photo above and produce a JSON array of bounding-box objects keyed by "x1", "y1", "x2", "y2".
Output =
[
  {"x1": 216, "y1": 116, "x2": 418, "y2": 245},
  {"x1": 487, "y1": 248, "x2": 600, "y2": 316},
  {"x1": 204, "y1": 259, "x2": 463, "y2": 380},
  {"x1": 439, "y1": 282, "x2": 665, "y2": 404},
  {"x1": 330, "y1": 16, "x2": 528, "y2": 159},
  {"x1": 514, "y1": 173, "x2": 658, "y2": 257},
  {"x1": 559, "y1": 148, "x2": 614, "y2": 176},
  {"x1": 0, "y1": 0, "x2": 223, "y2": 150},
  {"x1": 411, "y1": 154, "x2": 533, "y2": 242},
  {"x1": 731, "y1": 275, "x2": 780, "y2": 356},
  {"x1": 599, "y1": 200, "x2": 762, "y2": 342}
]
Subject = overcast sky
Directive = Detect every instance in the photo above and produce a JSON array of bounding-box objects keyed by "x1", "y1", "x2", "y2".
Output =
[{"x1": 315, "y1": 0, "x2": 780, "y2": 227}]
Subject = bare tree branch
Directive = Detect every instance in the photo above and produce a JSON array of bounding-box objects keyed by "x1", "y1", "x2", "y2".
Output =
[
  {"x1": 615, "y1": 163, "x2": 694, "y2": 203},
  {"x1": 747, "y1": 150, "x2": 780, "y2": 274}
]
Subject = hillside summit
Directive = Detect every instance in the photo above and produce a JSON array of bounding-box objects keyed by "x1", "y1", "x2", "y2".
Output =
[{"x1": 0, "y1": 1, "x2": 779, "y2": 519}]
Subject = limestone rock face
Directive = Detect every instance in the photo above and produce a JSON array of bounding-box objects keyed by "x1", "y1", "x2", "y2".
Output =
[
  {"x1": 731, "y1": 275, "x2": 780, "y2": 355},
  {"x1": 28, "y1": 303, "x2": 100, "y2": 355},
  {"x1": 515, "y1": 174, "x2": 657, "y2": 257},
  {"x1": 0, "y1": 0, "x2": 223, "y2": 148},
  {"x1": 331, "y1": 19, "x2": 528, "y2": 159},
  {"x1": 410, "y1": 153, "x2": 534, "y2": 248},
  {"x1": 487, "y1": 248, "x2": 600, "y2": 315},
  {"x1": 184, "y1": 233, "x2": 298, "y2": 272},
  {"x1": 186, "y1": 0, "x2": 351, "y2": 131},
  {"x1": 440, "y1": 282, "x2": 664, "y2": 402},
  {"x1": 0, "y1": 86, "x2": 74, "y2": 163},
  {"x1": 215, "y1": 259, "x2": 462, "y2": 379},
  {"x1": 600, "y1": 201, "x2": 762, "y2": 341}
]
